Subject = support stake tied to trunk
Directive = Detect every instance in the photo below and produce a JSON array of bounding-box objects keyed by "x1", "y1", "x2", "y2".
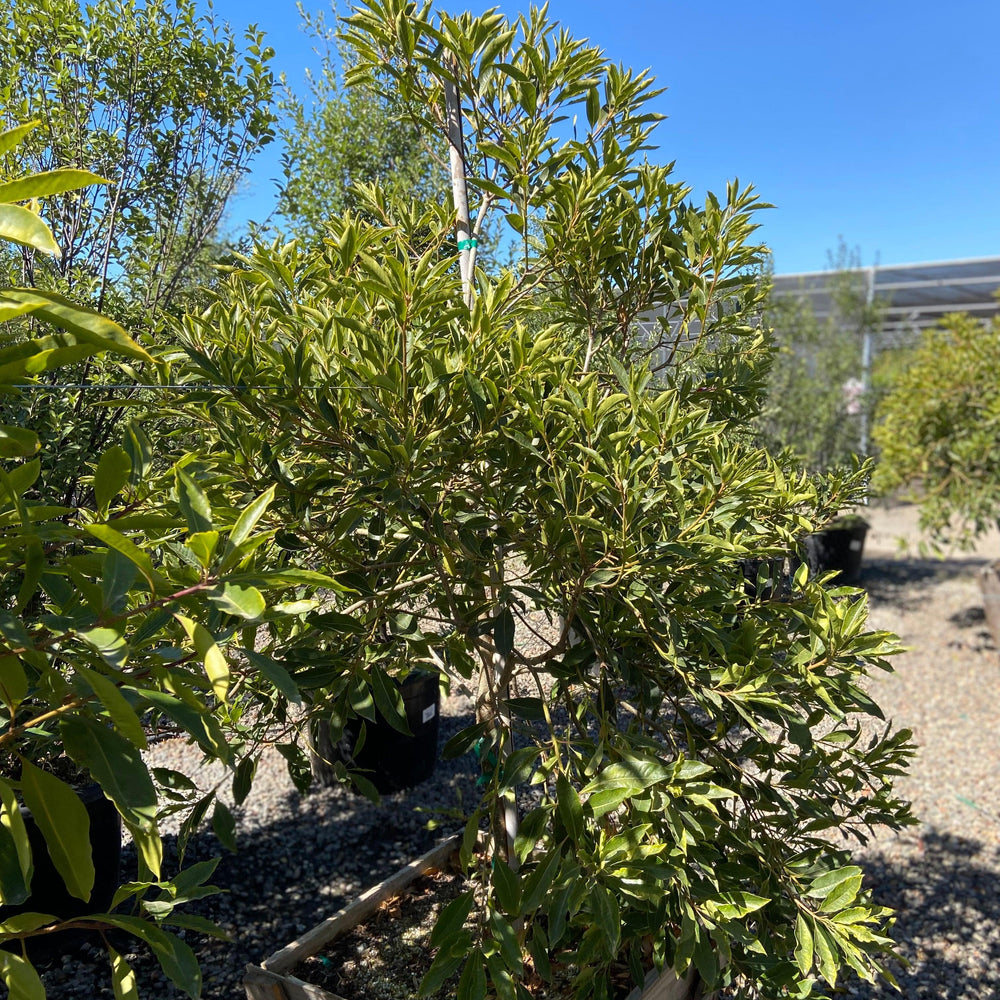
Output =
[{"x1": 444, "y1": 59, "x2": 475, "y2": 309}]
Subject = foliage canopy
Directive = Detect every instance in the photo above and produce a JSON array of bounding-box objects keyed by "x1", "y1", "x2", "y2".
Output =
[{"x1": 873, "y1": 310, "x2": 1000, "y2": 548}]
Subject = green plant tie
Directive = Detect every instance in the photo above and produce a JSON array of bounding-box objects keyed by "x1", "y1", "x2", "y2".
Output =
[
  {"x1": 472, "y1": 735, "x2": 499, "y2": 788},
  {"x1": 457, "y1": 238, "x2": 478, "y2": 250}
]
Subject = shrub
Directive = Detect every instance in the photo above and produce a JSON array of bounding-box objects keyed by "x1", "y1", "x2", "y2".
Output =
[
  {"x1": 175, "y1": 4, "x2": 916, "y2": 996},
  {"x1": 873, "y1": 310, "x2": 1000, "y2": 549}
]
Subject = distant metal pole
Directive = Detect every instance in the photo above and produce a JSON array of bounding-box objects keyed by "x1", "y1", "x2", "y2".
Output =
[{"x1": 859, "y1": 264, "x2": 876, "y2": 454}]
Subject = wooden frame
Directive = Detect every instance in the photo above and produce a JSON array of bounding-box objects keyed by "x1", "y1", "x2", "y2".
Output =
[{"x1": 243, "y1": 836, "x2": 711, "y2": 1000}]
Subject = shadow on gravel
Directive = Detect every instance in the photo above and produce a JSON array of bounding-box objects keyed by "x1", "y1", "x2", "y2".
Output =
[
  {"x1": 849, "y1": 829, "x2": 1000, "y2": 999},
  {"x1": 861, "y1": 556, "x2": 989, "y2": 611},
  {"x1": 39, "y1": 712, "x2": 480, "y2": 1000}
]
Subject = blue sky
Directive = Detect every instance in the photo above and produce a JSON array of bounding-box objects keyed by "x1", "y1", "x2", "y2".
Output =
[{"x1": 211, "y1": 0, "x2": 1000, "y2": 275}]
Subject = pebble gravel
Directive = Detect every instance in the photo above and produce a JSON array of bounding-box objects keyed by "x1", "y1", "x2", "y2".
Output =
[{"x1": 36, "y1": 502, "x2": 1000, "y2": 1000}]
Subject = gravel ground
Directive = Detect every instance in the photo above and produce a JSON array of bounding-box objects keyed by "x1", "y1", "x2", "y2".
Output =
[
  {"x1": 834, "y1": 502, "x2": 1000, "y2": 999},
  {"x1": 36, "y1": 502, "x2": 1000, "y2": 999}
]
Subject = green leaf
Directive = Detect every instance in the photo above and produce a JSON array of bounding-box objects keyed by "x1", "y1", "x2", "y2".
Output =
[
  {"x1": 94, "y1": 445, "x2": 132, "y2": 516},
  {"x1": 703, "y1": 890, "x2": 770, "y2": 921},
  {"x1": 442, "y1": 722, "x2": 488, "y2": 760},
  {"x1": 0, "y1": 656, "x2": 28, "y2": 713},
  {"x1": 232, "y1": 756, "x2": 257, "y2": 807},
  {"x1": 212, "y1": 801, "x2": 237, "y2": 852},
  {"x1": 0, "y1": 169, "x2": 109, "y2": 204},
  {"x1": 418, "y1": 931, "x2": 470, "y2": 996},
  {"x1": 0, "y1": 949, "x2": 45, "y2": 1000},
  {"x1": 500, "y1": 745, "x2": 538, "y2": 788},
  {"x1": 520, "y1": 847, "x2": 560, "y2": 913},
  {"x1": 0, "y1": 777, "x2": 31, "y2": 905},
  {"x1": 101, "y1": 916, "x2": 201, "y2": 998},
  {"x1": 186, "y1": 531, "x2": 219, "y2": 569},
  {"x1": 492, "y1": 858, "x2": 520, "y2": 915},
  {"x1": 430, "y1": 889, "x2": 475, "y2": 948},
  {"x1": 61, "y1": 716, "x2": 156, "y2": 831},
  {"x1": 109, "y1": 946, "x2": 139, "y2": 1000},
  {"x1": 75, "y1": 666, "x2": 147, "y2": 749},
  {"x1": 590, "y1": 884, "x2": 621, "y2": 956},
  {"x1": 0, "y1": 426, "x2": 40, "y2": 458},
  {"x1": 456, "y1": 952, "x2": 487, "y2": 1000},
  {"x1": 18, "y1": 759, "x2": 94, "y2": 902},
  {"x1": 370, "y1": 666, "x2": 410, "y2": 735},
  {"x1": 207, "y1": 583, "x2": 265, "y2": 620},
  {"x1": 808, "y1": 865, "x2": 863, "y2": 899},
  {"x1": 78, "y1": 627, "x2": 129, "y2": 671},
  {"x1": 493, "y1": 608, "x2": 515, "y2": 655},
  {"x1": 227, "y1": 485, "x2": 275, "y2": 550},
  {"x1": 583, "y1": 758, "x2": 670, "y2": 818},
  {"x1": 175, "y1": 469, "x2": 213, "y2": 535},
  {"x1": 138, "y1": 689, "x2": 231, "y2": 762},
  {"x1": 489, "y1": 908, "x2": 522, "y2": 970},
  {"x1": 84, "y1": 523, "x2": 156, "y2": 590},
  {"x1": 814, "y1": 922, "x2": 839, "y2": 987},
  {"x1": 0, "y1": 289, "x2": 153, "y2": 362},
  {"x1": 818, "y1": 870, "x2": 864, "y2": 913},
  {"x1": 0, "y1": 203, "x2": 61, "y2": 256},
  {"x1": 0, "y1": 123, "x2": 39, "y2": 158},
  {"x1": 101, "y1": 548, "x2": 138, "y2": 615},
  {"x1": 794, "y1": 911, "x2": 814, "y2": 976},
  {"x1": 556, "y1": 774, "x2": 584, "y2": 843},
  {"x1": 130, "y1": 823, "x2": 163, "y2": 881},
  {"x1": 243, "y1": 650, "x2": 301, "y2": 704},
  {"x1": 0, "y1": 913, "x2": 56, "y2": 937},
  {"x1": 175, "y1": 615, "x2": 229, "y2": 701}
]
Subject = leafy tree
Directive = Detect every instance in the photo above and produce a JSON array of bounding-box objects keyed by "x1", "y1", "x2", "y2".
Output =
[
  {"x1": 0, "y1": 0, "x2": 277, "y2": 504},
  {"x1": 178, "y1": 4, "x2": 916, "y2": 997},
  {"x1": 873, "y1": 310, "x2": 1000, "y2": 548},
  {"x1": 272, "y1": 4, "x2": 448, "y2": 246},
  {"x1": 0, "y1": 127, "x2": 313, "y2": 997},
  {"x1": 755, "y1": 245, "x2": 883, "y2": 474}
]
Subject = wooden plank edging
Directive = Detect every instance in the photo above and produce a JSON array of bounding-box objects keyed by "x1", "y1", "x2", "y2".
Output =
[
  {"x1": 259, "y1": 834, "x2": 464, "y2": 976},
  {"x1": 245, "y1": 830, "x2": 712, "y2": 1000}
]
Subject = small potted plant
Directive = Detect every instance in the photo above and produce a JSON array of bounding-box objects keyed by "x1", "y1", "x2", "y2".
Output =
[{"x1": 804, "y1": 512, "x2": 871, "y2": 584}]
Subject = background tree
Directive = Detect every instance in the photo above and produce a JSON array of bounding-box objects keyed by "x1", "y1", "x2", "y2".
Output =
[
  {"x1": 755, "y1": 243, "x2": 884, "y2": 474},
  {"x1": 272, "y1": 4, "x2": 448, "y2": 247},
  {"x1": 0, "y1": 0, "x2": 277, "y2": 504},
  {"x1": 872, "y1": 310, "x2": 1000, "y2": 548}
]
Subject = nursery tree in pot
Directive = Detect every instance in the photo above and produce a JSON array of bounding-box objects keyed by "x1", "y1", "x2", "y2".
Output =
[
  {"x1": 873, "y1": 309, "x2": 1000, "y2": 638},
  {"x1": 180, "y1": 4, "x2": 916, "y2": 998}
]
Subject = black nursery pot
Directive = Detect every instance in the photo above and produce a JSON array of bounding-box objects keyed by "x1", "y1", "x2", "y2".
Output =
[
  {"x1": 0, "y1": 783, "x2": 122, "y2": 957},
  {"x1": 344, "y1": 671, "x2": 442, "y2": 794},
  {"x1": 804, "y1": 522, "x2": 869, "y2": 584}
]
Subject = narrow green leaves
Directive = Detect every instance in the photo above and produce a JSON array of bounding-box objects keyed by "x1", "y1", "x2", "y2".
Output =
[
  {"x1": 60, "y1": 716, "x2": 156, "y2": 831},
  {"x1": 175, "y1": 470, "x2": 213, "y2": 535},
  {"x1": 109, "y1": 947, "x2": 139, "y2": 1000},
  {"x1": 0, "y1": 778, "x2": 32, "y2": 905},
  {"x1": 74, "y1": 666, "x2": 147, "y2": 748},
  {"x1": 0, "y1": 426, "x2": 40, "y2": 458},
  {"x1": 18, "y1": 759, "x2": 93, "y2": 902},
  {"x1": 101, "y1": 916, "x2": 201, "y2": 998},
  {"x1": 94, "y1": 446, "x2": 132, "y2": 516},
  {"x1": 0, "y1": 204, "x2": 61, "y2": 256},
  {"x1": 0, "y1": 950, "x2": 45, "y2": 1000},
  {"x1": 84, "y1": 523, "x2": 156, "y2": 590},
  {"x1": 175, "y1": 615, "x2": 229, "y2": 702},
  {"x1": 0, "y1": 168, "x2": 110, "y2": 205},
  {"x1": 794, "y1": 911, "x2": 814, "y2": 976}
]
